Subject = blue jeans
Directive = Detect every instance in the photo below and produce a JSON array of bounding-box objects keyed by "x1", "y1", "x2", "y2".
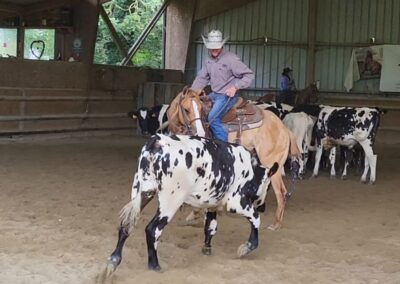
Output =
[{"x1": 207, "y1": 92, "x2": 238, "y2": 141}]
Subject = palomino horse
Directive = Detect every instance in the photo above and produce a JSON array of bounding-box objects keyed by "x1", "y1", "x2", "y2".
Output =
[
  {"x1": 257, "y1": 81, "x2": 320, "y2": 106},
  {"x1": 167, "y1": 88, "x2": 301, "y2": 230}
]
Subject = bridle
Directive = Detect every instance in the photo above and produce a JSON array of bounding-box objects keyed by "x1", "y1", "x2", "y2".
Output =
[{"x1": 177, "y1": 91, "x2": 210, "y2": 136}]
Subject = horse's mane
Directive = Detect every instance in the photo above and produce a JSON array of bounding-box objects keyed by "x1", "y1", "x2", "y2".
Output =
[{"x1": 167, "y1": 89, "x2": 185, "y2": 134}]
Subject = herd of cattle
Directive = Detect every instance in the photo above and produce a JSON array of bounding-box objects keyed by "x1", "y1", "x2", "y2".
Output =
[
  {"x1": 102, "y1": 91, "x2": 384, "y2": 275},
  {"x1": 128, "y1": 97, "x2": 384, "y2": 184}
]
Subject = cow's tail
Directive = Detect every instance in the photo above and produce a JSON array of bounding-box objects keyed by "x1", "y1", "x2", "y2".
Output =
[
  {"x1": 288, "y1": 130, "x2": 301, "y2": 159},
  {"x1": 119, "y1": 177, "x2": 142, "y2": 234}
]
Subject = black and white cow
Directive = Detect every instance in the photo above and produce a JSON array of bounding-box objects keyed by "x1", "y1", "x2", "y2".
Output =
[
  {"x1": 253, "y1": 101, "x2": 293, "y2": 120},
  {"x1": 106, "y1": 134, "x2": 278, "y2": 272},
  {"x1": 312, "y1": 106, "x2": 383, "y2": 183},
  {"x1": 128, "y1": 104, "x2": 169, "y2": 135}
]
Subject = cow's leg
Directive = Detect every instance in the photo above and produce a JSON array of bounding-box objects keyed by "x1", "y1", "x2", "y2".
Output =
[
  {"x1": 341, "y1": 148, "x2": 352, "y2": 179},
  {"x1": 359, "y1": 140, "x2": 376, "y2": 184},
  {"x1": 145, "y1": 202, "x2": 181, "y2": 271},
  {"x1": 329, "y1": 147, "x2": 336, "y2": 178},
  {"x1": 227, "y1": 200, "x2": 260, "y2": 257},
  {"x1": 268, "y1": 174, "x2": 286, "y2": 231},
  {"x1": 312, "y1": 145, "x2": 323, "y2": 178},
  {"x1": 202, "y1": 210, "x2": 217, "y2": 255},
  {"x1": 107, "y1": 191, "x2": 154, "y2": 274}
]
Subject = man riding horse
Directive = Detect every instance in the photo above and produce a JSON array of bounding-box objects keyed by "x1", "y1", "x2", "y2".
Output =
[{"x1": 191, "y1": 29, "x2": 254, "y2": 142}]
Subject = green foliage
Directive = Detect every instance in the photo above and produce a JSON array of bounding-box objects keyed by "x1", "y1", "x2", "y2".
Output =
[{"x1": 94, "y1": 0, "x2": 163, "y2": 67}]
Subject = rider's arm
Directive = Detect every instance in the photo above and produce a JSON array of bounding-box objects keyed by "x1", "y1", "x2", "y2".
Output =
[
  {"x1": 191, "y1": 64, "x2": 210, "y2": 91},
  {"x1": 230, "y1": 55, "x2": 254, "y2": 90}
]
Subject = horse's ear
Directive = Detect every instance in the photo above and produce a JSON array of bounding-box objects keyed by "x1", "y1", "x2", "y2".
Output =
[{"x1": 182, "y1": 86, "x2": 189, "y2": 96}]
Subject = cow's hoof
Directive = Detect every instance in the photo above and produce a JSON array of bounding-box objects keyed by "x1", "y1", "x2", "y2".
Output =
[
  {"x1": 267, "y1": 223, "x2": 281, "y2": 231},
  {"x1": 341, "y1": 175, "x2": 347, "y2": 180},
  {"x1": 330, "y1": 174, "x2": 336, "y2": 179},
  {"x1": 369, "y1": 180, "x2": 375, "y2": 185},
  {"x1": 202, "y1": 245, "x2": 212, "y2": 255},
  {"x1": 107, "y1": 254, "x2": 121, "y2": 270},
  {"x1": 148, "y1": 263, "x2": 161, "y2": 271},
  {"x1": 360, "y1": 178, "x2": 367, "y2": 184},
  {"x1": 310, "y1": 174, "x2": 318, "y2": 179},
  {"x1": 237, "y1": 242, "x2": 254, "y2": 257}
]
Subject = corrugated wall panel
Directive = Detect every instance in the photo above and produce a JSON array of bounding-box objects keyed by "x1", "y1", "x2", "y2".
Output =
[
  {"x1": 187, "y1": 0, "x2": 400, "y2": 95},
  {"x1": 187, "y1": 0, "x2": 309, "y2": 96}
]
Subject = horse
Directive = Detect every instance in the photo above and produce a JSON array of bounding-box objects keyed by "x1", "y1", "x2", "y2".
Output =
[
  {"x1": 257, "y1": 81, "x2": 320, "y2": 106},
  {"x1": 167, "y1": 87, "x2": 301, "y2": 230}
]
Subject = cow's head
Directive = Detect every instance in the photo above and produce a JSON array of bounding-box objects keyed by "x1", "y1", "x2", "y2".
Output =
[{"x1": 128, "y1": 107, "x2": 157, "y2": 135}]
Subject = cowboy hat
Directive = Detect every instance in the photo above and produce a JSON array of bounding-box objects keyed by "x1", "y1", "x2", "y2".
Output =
[
  {"x1": 283, "y1": 67, "x2": 293, "y2": 73},
  {"x1": 201, "y1": 30, "x2": 228, "y2": 49}
]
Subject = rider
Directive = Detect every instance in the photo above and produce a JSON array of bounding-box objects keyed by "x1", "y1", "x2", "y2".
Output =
[
  {"x1": 191, "y1": 29, "x2": 254, "y2": 142},
  {"x1": 278, "y1": 67, "x2": 296, "y2": 105}
]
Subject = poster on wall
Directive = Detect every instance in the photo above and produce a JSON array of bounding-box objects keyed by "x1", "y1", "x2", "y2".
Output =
[{"x1": 344, "y1": 45, "x2": 400, "y2": 93}]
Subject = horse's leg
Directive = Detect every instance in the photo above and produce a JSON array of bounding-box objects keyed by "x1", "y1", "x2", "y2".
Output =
[
  {"x1": 107, "y1": 191, "x2": 154, "y2": 274},
  {"x1": 268, "y1": 174, "x2": 286, "y2": 231},
  {"x1": 145, "y1": 200, "x2": 182, "y2": 271},
  {"x1": 202, "y1": 210, "x2": 217, "y2": 255}
]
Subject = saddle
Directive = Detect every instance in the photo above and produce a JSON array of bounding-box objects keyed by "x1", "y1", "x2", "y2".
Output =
[{"x1": 220, "y1": 97, "x2": 264, "y2": 144}]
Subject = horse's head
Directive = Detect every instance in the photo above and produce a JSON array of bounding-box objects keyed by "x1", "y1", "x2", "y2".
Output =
[
  {"x1": 309, "y1": 80, "x2": 320, "y2": 104},
  {"x1": 167, "y1": 87, "x2": 211, "y2": 137}
]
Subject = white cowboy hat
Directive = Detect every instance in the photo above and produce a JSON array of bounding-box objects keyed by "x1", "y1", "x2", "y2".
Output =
[{"x1": 201, "y1": 30, "x2": 228, "y2": 49}]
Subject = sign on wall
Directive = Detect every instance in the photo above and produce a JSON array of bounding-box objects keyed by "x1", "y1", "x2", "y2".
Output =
[{"x1": 345, "y1": 45, "x2": 400, "y2": 93}]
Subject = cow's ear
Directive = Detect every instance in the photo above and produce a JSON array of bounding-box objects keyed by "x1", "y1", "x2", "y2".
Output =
[
  {"x1": 268, "y1": 162, "x2": 279, "y2": 178},
  {"x1": 128, "y1": 111, "x2": 137, "y2": 119}
]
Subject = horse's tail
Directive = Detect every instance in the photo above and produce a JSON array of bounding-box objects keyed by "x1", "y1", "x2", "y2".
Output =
[{"x1": 119, "y1": 173, "x2": 142, "y2": 234}]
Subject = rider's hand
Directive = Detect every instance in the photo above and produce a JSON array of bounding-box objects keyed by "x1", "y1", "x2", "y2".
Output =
[{"x1": 225, "y1": 86, "x2": 237, "y2": 98}]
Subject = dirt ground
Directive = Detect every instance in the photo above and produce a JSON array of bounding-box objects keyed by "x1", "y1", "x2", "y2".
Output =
[{"x1": 1, "y1": 131, "x2": 399, "y2": 284}]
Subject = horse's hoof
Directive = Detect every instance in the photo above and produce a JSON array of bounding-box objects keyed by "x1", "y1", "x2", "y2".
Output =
[
  {"x1": 237, "y1": 242, "x2": 254, "y2": 257},
  {"x1": 360, "y1": 178, "x2": 367, "y2": 184},
  {"x1": 341, "y1": 175, "x2": 347, "y2": 180},
  {"x1": 267, "y1": 224, "x2": 281, "y2": 231},
  {"x1": 202, "y1": 245, "x2": 212, "y2": 255},
  {"x1": 369, "y1": 180, "x2": 375, "y2": 185}
]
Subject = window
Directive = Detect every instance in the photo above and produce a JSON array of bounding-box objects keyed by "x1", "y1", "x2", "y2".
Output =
[
  {"x1": 24, "y1": 29, "x2": 55, "y2": 60},
  {"x1": 94, "y1": 0, "x2": 164, "y2": 67},
  {"x1": 0, "y1": 28, "x2": 18, "y2": 58}
]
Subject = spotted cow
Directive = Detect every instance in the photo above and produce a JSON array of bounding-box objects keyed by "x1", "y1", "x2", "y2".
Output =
[
  {"x1": 106, "y1": 134, "x2": 278, "y2": 273},
  {"x1": 128, "y1": 104, "x2": 169, "y2": 135},
  {"x1": 312, "y1": 106, "x2": 383, "y2": 183}
]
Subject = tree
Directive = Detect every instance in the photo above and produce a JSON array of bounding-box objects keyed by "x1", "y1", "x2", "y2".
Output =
[{"x1": 94, "y1": 0, "x2": 163, "y2": 68}]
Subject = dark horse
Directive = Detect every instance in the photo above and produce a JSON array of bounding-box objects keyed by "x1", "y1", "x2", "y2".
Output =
[{"x1": 258, "y1": 81, "x2": 320, "y2": 106}]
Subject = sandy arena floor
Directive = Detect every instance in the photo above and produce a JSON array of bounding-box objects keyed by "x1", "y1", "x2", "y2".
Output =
[{"x1": 0, "y1": 132, "x2": 399, "y2": 284}]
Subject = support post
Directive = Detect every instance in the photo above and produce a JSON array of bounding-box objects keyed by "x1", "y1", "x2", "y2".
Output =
[{"x1": 306, "y1": 0, "x2": 318, "y2": 85}]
